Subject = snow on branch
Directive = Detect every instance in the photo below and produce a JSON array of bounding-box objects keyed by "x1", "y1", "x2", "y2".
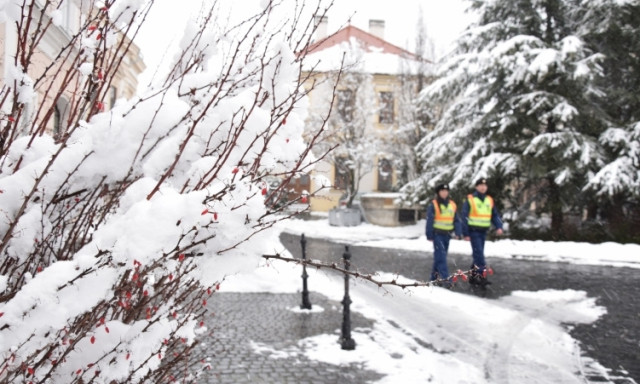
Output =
[{"x1": 0, "y1": 0, "x2": 338, "y2": 382}]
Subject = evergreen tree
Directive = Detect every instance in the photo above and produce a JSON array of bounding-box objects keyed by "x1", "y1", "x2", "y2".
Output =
[
  {"x1": 581, "y1": 0, "x2": 640, "y2": 227},
  {"x1": 405, "y1": 0, "x2": 609, "y2": 237}
]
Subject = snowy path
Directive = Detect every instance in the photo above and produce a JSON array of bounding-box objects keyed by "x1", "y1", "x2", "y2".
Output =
[
  {"x1": 345, "y1": 276, "x2": 604, "y2": 384},
  {"x1": 280, "y1": 231, "x2": 639, "y2": 383}
]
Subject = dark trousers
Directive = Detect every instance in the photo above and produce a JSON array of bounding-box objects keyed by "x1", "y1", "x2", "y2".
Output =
[
  {"x1": 469, "y1": 230, "x2": 487, "y2": 274},
  {"x1": 430, "y1": 233, "x2": 450, "y2": 280}
]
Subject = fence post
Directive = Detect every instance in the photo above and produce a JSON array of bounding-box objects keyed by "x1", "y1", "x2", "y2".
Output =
[
  {"x1": 340, "y1": 245, "x2": 356, "y2": 350},
  {"x1": 300, "y1": 234, "x2": 312, "y2": 310}
]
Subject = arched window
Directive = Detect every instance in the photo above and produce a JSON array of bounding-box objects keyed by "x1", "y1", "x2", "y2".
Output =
[
  {"x1": 377, "y1": 157, "x2": 393, "y2": 192},
  {"x1": 54, "y1": 98, "x2": 69, "y2": 139}
]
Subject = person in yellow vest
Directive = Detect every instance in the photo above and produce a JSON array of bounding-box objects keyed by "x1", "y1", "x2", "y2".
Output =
[
  {"x1": 462, "y1": 178, "x2": 503, "y2": 287},
  {"x1": 426, "y1": 183, "x2": 461, "y2": 285}
]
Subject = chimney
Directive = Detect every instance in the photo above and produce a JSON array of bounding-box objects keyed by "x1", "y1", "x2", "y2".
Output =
[
  {"x1": 314, "y1": 16, "x2": 328, "y2": 41},
  {"x1": 369, "y1": 19, "x2": 385, "y2": 39}
]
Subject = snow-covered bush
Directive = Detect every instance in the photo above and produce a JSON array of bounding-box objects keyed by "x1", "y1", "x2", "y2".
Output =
[{"x1": 0, "y1": 0, "x2": 332, "y2": 382}]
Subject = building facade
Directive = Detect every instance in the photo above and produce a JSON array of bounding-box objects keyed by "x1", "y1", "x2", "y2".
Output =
[
  {"x1": 0, "y1": 0, "x2": 145, "y2": 136},
  {"x1": 301, "y1": 19, "x2": 426, "y2": 212}
]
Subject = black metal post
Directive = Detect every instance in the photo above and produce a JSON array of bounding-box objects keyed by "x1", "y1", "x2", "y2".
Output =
[
  {"x1": 300, "y1": 234, "x2": 312, "y2": 310},
  {"x1": 340, "y1": 245, "x2": 356, "y2": 350}
]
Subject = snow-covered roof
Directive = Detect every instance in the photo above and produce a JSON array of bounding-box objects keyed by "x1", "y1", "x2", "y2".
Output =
[{"x1": 301, "y1": 25, "x2": 426, "y2": 75}]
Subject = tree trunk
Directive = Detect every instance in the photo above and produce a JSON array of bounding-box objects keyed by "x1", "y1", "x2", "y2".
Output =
[
  {"x1": 346, "y1": 168, "x2": 357, "y2": 208},
  {"x1": 548, "y1": 178, "x2": 564, "y2": 239}
]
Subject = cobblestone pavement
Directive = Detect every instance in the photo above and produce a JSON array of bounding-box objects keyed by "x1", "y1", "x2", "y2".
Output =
[
  {"x1": 195, "y1": 291, "x2": 384, "y2": 384},
  {"x1": 280, "y1": 232, "x2": 640, "y2": 384}
]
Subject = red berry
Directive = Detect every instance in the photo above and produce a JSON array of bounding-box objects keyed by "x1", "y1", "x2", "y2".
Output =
[
  {"x1": 132, "y1": 273, "x2": 138, "y2": 281},
  {"x1": 199, "y1": 321, "x2": 204, "y2": 327},
  {"x1": 452, "y1": 276, "x2": 458, "y2": 283},
  {"x1": 7, "y1": 116, "x2": 15, "y2": 122},
  {"x1": 90, "y1": 336, "x2": 95, "y2": 344},
  {"x1": 213, "y1": 212, "x2": 218, "y2": 221},
  {"x1": 282, "y1": 118, "x2": 287, "y2": 125},
  {"x1": 261, "y1": 187, "x2": 267, "y2": 195},
  {"x1": 178, "y1": 254, "x2": 185, "y2": 262},
  {"x1": 96, "y1": 33, "x2": 102, "y2": 40},
  {"x1": 202, "y1": 299, "x2": 207, "y2": 306},
  {"x1": 105, "y1": 326, "x2": 109, "y2": 333},
  {"x1": 169, "y1": 273, "x2": 173, "y2": 281},
  {"x1": 232, "y1": 167, "x2": 239, "y2": 174},
  {"x1": 88, "y1": 25, "x2": 97, "y2": 31},
  {"x1": 301, "y1": 196, "x2": 308, "y2": 203},
  {"x1": 76, "y1": 369, "x2": 82, "y2": 375},
  {"x1": 27, "y1": 367, "x2": 34, "y2": 375},
  {"x1": 126, "y1": 353, "x2": 130, "y2": 360},
  {"x1": 201, "y1": 209, "x2": 209, "y2": 215},
  {"x1": 143, "y1": 290, "x2": 148, "y2": 297}
]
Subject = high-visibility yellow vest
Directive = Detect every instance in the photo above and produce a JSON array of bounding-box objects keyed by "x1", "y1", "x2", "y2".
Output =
[
  {"x1": 467, "y1": 194, "x2": 493, "y2": 228},
  {"x1": 433, "y1": 199, "x2": 457, "y2": 231}
]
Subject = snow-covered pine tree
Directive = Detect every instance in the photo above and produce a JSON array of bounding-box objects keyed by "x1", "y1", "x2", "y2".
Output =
[
  {"x1": 581, "y1": 0, "x2": 640, "y2": 236},
  {"x1": 405, "y1": 0, "x2": 609, "y2": 236}
]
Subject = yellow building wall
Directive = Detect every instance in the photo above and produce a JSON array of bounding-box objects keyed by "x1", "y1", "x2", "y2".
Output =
[{"x1": 302, "y1": 71, "x2": 404, "y2": 212}]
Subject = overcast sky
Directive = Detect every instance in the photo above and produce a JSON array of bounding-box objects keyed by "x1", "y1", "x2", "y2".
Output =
[{"x1": 135, "y1": 0, "x2": 476, "y2": 85}]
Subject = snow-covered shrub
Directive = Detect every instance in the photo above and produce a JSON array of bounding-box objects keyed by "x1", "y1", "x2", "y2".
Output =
[{"x1": 0, "y1": 0, "x2": 332, "y2": 382}]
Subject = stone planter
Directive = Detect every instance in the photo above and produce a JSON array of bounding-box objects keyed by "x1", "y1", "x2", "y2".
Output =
[
  {"x1": 328, "y1": 208, "x2": 361, "y2": 227},
  {"x1": 360, "y1": 193, "x2": 419, "y2": 227}
]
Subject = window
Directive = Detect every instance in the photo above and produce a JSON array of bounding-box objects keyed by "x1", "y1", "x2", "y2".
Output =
[
  {"x1": 53, "y1": 98, "x2": 69, "y2": 140},
  {"x1": 378, "y1": 91, "x2": 394, "y2": 124},
  {"x1": 336, "y1": 90, "x2": 355, "y2": 122},
  {"x1": 334, "y1": 158, "x2": 349, "y2": 190},
  {"x1": 54, "y1": 106, "x2": 62, "y2": 139},
  {"x1": 377, "y1": 158, "x2": 393, "y2": 192},
  {"x1": 109, "y1": 86, "x2": 117, "y2": 109}
]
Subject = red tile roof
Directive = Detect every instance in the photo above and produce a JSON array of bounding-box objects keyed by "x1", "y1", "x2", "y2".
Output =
[{"x1": 302, "y1": 25, "x2": 421, "y2": 61}]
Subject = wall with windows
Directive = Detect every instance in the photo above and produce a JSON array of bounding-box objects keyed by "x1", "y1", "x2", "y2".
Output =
[
  {"x1": 303, "y1": 71, "x2": 403, "y2": 212},
  {"x1": 0, "y1": 1, "x2": 144, "y2": 137}
]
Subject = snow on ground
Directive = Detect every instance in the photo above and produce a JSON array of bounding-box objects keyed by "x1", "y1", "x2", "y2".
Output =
[
  {"x1": 220, "y1": 230, "x2": 617, "y2": 384},
  {"x1": 283, "y1": 218, "x2": 640, "y2": 269}
]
